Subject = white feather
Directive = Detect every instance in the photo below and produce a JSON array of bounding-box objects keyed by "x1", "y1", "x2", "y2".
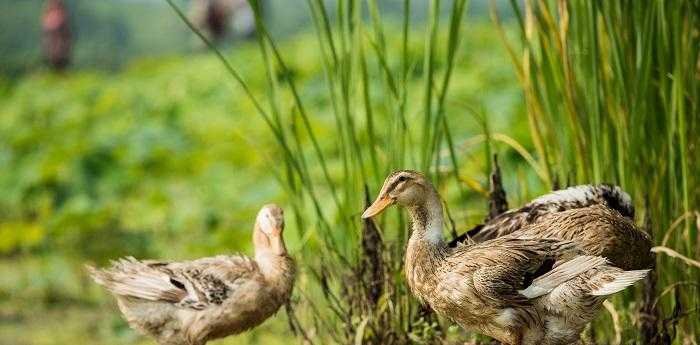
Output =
[
  {"x1": 257, "y1": 208, "x2": 275, "y2": 234},
  {"x1": 612, "y1": 186, "x2": 632, "y2": 208},
  {"x1": 519, "y1": 256, "x2": 608, "y2": 299},
  {"x1": 590, "y1": 269, "x2": 649, "y2": 296},
  {"x1": 495, "y1": 308, "x2": 517, "y2": 327},
  {"x1": 531, "y1": 184, "x2": 632, "y2": 214},
  {"x1": 425, "y1": 218, "x2": 444, "y2": 244},
  {"x1": 532, "y1": 185, "x2": 595, "y2": 205}
]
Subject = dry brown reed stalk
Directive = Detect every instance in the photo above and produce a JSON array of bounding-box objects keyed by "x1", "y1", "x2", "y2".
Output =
[
  {"x1": 343, "y1": 186, "x2": 392, "y2": 344},
  {"x1": 361, "y1": 186, "x2": 385, "y2": 308},
  {"x1": 448, "y1": 155, "x2": 509, "y2": 249},
  {"x1": 640, "y1": 202, "x2": 660, "y2": 345},
  {"x1": 651, "y1": 247, "x2": 700, "y2": 269},
  {"x1": 487, "y1": 155, "x2": 508, "y2": 220}
]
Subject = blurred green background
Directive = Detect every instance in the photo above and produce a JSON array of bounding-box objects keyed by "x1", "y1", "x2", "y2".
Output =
[
  {"x1": 1, "y1": 0, "x2": 697, "y2": 344},
  {"x1": 0, "y1": 1, "x2": 523, "y2": 344}
]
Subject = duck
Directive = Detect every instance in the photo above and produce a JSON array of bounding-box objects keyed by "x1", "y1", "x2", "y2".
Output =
[
  {"x1": 452, "y1": 184, "x2": 653, "y2": 270},
  {"x1": 362, "y1": 170, "x2": 649, "y2": 345},
  {"x1": 87, "y1": 204, "x2": 295, "y2": 345}
]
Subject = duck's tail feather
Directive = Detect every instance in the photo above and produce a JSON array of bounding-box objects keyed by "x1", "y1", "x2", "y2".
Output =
[
  {"x1": 590, "y1": 269, "x2": 649, "y2": 296},
  {"x1": 519, "y1": 256, "x2": 608, "y2": 299},
  {"x1": 86, "y1": 257, "x2": 186, "y2": 302}
]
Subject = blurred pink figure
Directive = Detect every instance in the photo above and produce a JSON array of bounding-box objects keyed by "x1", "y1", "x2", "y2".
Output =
[
  {"x1": 42, "y1": 0, "x2": 72, "y2": 70},
  {"x1": 190, "y1": 0, "x2": 258, "y2": 42}
]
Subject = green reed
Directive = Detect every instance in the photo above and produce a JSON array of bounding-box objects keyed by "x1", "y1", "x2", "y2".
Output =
[
  {"x1": 496, "y1": 0, "x2": 699, "y2": 343},
  {"x1": 167, "y1": 0, "x2": 470, "y2": 343},
  {"x1": 167, "y1": 0, "x2": 698, "y2": 343}
]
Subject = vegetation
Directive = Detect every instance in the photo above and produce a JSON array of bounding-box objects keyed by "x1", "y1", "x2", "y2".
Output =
[
  {"x1": 0, "y1": 0, "x2": 697, "y2": 344},
  {"x1": 170, "y1": 0, "x2": 699, "y2": 343},
  {"x1": 495, "y1": 1, "x2": 700, "y2": 342},
  {"x1": 0, "y1": 4, "x2": 521, "y2": 345}
]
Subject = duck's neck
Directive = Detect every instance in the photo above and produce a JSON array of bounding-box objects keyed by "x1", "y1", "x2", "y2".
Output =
[
  {"x1": 407, "y1": 190, "x2": 446, "y2": 246},
  {"x1": 254, "y1": 235, "x2": 296, "y2": 298},
  {"x1": 404, "y1": 190, "x2": 447, "y2": 295}
]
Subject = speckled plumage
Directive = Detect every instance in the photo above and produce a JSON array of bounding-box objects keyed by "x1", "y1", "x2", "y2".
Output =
[
  {"x1": 456, "y1": 184, "x2": 653, "y2": 270},
  {"x1": 87, "y1": 205, "x2": 295, "y2": 345},
  {"x1": 364, "y1": 171, "x2": 649, "y2": 345}
]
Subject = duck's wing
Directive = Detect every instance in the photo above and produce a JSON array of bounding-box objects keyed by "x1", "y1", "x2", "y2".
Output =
[
  {"x1": 528, "y1": 256, "x2": 648, "y2": 301},
  {"x1": 464, "y1": 237, "x2": 581, "y2": 307},
  {"x1": 517, "y1": 255, "x2": 610, "y2": 299},
  {"x1": 484, "y1": 246, "x2": 646, "y2": 303},
  {"x1": 450, "y1": 184, "x2": 634, "y2": 245},
  {"x1": 167, "y1": 255, "x2": 260, "y2": 308},
  {"x1": 87, "y1": 255, "x2": 258, "y2": 310}
]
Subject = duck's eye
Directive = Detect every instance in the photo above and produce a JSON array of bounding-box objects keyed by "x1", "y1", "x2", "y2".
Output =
[{"x1": 397, "y1": 176, "x2": 408, "y2": 182}]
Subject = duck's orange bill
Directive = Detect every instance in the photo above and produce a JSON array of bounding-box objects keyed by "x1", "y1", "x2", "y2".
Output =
[{"x1": 362, "y1": 197, "x2": 394, "y2": 218}]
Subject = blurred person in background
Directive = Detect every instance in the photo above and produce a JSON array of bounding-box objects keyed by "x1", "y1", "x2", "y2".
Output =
[
  {"x1": 42, "y1": 0, "x2": 71, "y2": 71},
  {"x1": 190, "y1": 0, "x2": 260, "y2": 43}
]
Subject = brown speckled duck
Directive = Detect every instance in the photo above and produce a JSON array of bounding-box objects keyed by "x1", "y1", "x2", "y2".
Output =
[
  {"x1": 363, "y1": 170, "x2": 649, "y2": 345},
  {"x1": 87, "y1": 204, "x2": 295, "y2": 345},
  {"x1": 454, "y1": 184, "x2": 653, "y2": 270}
]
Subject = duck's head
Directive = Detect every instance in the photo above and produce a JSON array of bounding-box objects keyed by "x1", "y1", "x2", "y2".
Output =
[
  {"x1": 362, "y1": 170, "x2": 434, "y2": 218},
  {"x1": 254, "y1": 204, "x2": 295, "y2": 280},
  {"x1": 255, "y1": 204, "x2": 285, "y2": 236},
  {"x1": 253, "y1": 204, "x2": 288, "y2": 256}
]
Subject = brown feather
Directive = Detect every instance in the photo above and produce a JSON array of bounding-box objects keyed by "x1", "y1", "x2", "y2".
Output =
[
  {"x1": 366, "y1": 172, "x2": 649, "y2": 345},
  {"x1": 87, "y1": 205, "x2": 295, "y2": 345}
]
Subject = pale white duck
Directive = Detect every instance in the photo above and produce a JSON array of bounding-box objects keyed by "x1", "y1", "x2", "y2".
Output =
[{"x1": 87, "y1": 204, "x2": 295, "y2": 345}]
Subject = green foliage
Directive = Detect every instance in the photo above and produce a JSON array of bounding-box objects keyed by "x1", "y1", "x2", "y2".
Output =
[
  {"x1": 164, "y1": 0, "x2": 548, "y2": 344},
  {"x1": 173, "y1": 0, "x2": 699, "y2": 343},
  {"x1": 2, "y1": 0, "x2": 697, "y2": 343},
  {"x1": 0, "y1": 9, "x2": 522, "y2": 344},
  {"x1": 0, "y1": 52, "x2": 289, "y2": 306}
]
